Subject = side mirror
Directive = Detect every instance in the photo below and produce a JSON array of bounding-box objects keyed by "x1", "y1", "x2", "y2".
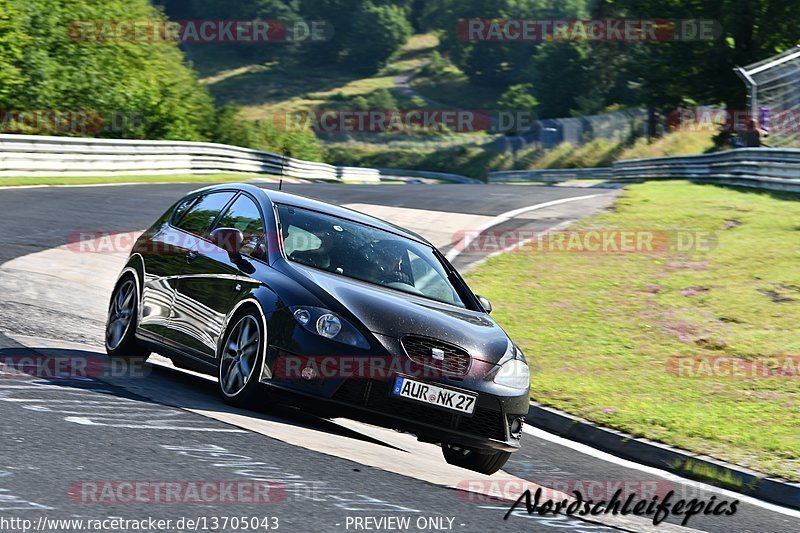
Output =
[
  {"x1": 477, "y1": 295, "x2": 492, "y2": 314},
  {"x1": 209, "y1": 228, "x2": 243, "y2": 258}
]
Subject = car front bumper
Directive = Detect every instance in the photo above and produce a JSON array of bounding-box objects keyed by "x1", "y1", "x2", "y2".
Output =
[{"x1": 264, "y1": 346, "x2": 530, "y2": 452}]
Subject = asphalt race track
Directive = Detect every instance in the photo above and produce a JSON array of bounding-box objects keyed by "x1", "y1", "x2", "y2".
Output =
[{"x1": 0, "y1": 182, "x2": 798, "y2": 533}]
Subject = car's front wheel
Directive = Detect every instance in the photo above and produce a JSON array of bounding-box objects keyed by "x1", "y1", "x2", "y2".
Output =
[
  {"x1": 218, "y1": 309, "x2": 266, "y2": 407},
  {"x1": 105, "y1": 275, "x2": 150, "y2": 359},
  {"x1": 442, "y1": 444, "x2": 511, "y2": 475}
]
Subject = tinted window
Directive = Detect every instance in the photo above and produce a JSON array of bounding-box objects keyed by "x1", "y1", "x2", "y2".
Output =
[
  {"x1": 217, "y1": 195, "x2": 266, "y2": 259},
  {"x1": 174, "y1": 192, "x2": 235, "y2": 237},
  {"x1": 171, "y1": 197, "x2": 197, "y2": 225},
  {"x1": 283, "y1": 225, "x2": 321, "y2": 256},
  {"x1": 276, "y1": 205, "x2": 465, "y2": 307}
]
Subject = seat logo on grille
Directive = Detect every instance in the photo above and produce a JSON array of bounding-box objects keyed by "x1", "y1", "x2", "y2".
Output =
[{"x1": 431, "y1": 348, "x2": 445, "y2": 361}]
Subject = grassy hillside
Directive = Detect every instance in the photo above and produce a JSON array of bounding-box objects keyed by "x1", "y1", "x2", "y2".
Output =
[
  {"x1": 188, "y1": 32, "x2": 716, "y2": 176},
  {"x1": 194, "y1": 34, "x2": 436, "y2": 120}
]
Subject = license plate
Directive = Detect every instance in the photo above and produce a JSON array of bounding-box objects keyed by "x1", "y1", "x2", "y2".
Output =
[{"x1": 391, "y1": 376, "x2": 477, "y2": 415}]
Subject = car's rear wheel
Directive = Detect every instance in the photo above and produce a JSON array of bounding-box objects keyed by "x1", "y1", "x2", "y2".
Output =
[
  {"x1": 218, "y1": 310, "x2": 265, "y2": 407},
  {"x1": 442, "y1": 444, "x2": 511, "y2": 475},
  {"x1": 105, "y1": 276, "x2": 150, "y2": 359}
]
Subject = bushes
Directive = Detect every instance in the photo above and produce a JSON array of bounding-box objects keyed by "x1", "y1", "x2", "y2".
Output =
[
  {"x1": 213, "y1": 104, "x2": 324, "y2": 161},
  {"x1": 0, "y1": 0, "x2": 324, "y2": 160}
]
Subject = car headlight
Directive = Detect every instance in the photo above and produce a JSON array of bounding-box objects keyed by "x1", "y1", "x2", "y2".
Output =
[
  {"x1": 492, "y1": 342, "x2": 530, "y2": 390},
  {"x1": 289, "y1": 306, "x2": 369, "y2": 349}
]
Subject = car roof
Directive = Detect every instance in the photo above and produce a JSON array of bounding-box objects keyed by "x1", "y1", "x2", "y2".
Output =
[{"x1": 189, "y1": 183, "x2": 432, "y2": 246}]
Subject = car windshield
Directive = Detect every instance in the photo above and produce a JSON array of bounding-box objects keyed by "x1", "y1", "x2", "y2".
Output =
[{"x1": 276, "y1": 204, "x2": 465, "y2": 307}]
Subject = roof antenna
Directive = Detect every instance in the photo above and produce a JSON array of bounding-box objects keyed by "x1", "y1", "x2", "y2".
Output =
[{"x1": 279, "y1": 141, "x2": 292, "y2": 191}]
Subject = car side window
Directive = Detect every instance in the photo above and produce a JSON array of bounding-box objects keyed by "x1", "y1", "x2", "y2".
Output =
[
  {"x1": 171, "y1": 197, "x2": 197, "y2": 225},
  {"x1": 216, "y1": 194, "x2": 266, "y2": 259},
  {"x1": 173, "y1": 192, "x2": 235, "y2": 237}
]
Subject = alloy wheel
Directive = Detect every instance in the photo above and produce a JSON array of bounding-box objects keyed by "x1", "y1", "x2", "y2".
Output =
[
  {"x1": 220, "y1": 315, "x2": 261, "y2": 397},
  {"x1": 106, "y1": 279, "x2": 135, "y2": 351}
]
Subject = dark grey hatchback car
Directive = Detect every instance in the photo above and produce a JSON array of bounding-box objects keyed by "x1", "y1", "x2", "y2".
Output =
[{"x1": 105, "y1": 183, "x2": 530, "y2": 474}]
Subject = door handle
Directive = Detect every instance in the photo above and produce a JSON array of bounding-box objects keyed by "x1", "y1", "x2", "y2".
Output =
[{"x1": 185, "y1": 250, "x2": 199, "y2": 264}]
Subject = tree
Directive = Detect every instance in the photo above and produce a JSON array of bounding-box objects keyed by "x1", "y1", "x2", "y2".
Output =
[
  {"x1": 0, "y1": 0, "x2": 215, "y2": 140},
  {"x1": 343, "y1": 2, "x2": 412, "y2": 73},
  {"x1": 604, "y1": 0, "x2": 800, "y2": 111},
  {"x1": 498, "y1": 83, "x2": 539, "y2": 111}
]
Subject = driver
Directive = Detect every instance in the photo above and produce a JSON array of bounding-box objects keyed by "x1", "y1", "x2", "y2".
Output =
[{"x1": 368, "y1": 240, "x2": 413, "y2": 286}]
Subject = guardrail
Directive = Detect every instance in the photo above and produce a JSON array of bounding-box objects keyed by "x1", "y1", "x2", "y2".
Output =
[
  {"x1": 0, "y1": 134, "x2": 474, "y2": 184},
  {"x1": 489, "y1": 167, "x2": 613, "y2": 183},
  {"x1": 376, "y1": 168, "x2": 482, "y2": 184},
  {"x1": 488, "y1": 148, "x2": 800, "y2": 193}
]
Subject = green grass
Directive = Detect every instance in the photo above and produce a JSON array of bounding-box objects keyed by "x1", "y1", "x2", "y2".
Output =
[
  {"x1": 466, "y1": 181, "x2": 800, "y2": 481},
  {"x1": 410, "y1": 60, "x2": 505, "y2": 110},
  {"x1": 619, "y1": 130, "x2": 716, "y2": 160},
  {"x1": 499, "y1": 130, "x2": 716, "y2": 172},
  {"x1": 516, "y1": 139, "x2": 625, "y2": 169},
  {"x1": 0, "y1": 174, "x2": 270, "y2": 187},
  {"x1": 325, "y1": 143, "x2": 509, "y2": 181}
]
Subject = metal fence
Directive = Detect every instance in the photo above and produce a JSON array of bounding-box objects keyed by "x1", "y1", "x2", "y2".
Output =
[
  {"x1": 486, "y1": 108, "x2": 647, "y2": 153},
  {"x1": 488, "y1": 148, "x2": 800, "y2": 193},
  {"x1": 735, "y1": 46, "x2": 800, "y2": 147}
]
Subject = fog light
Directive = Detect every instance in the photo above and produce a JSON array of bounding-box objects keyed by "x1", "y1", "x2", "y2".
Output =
[
  {"x1": 509, "y1": 416, "x2": 524, "y2": 439},
  {"x1": 293, "y1": 308, "x2": 311, "y2": 325}
]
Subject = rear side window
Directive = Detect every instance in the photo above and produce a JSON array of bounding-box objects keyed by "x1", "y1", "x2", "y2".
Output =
[
  {"x1": 171, "y1": 197, "x2": 197, "y2": 224},
  {"x1": 216, "y1": 194, "x2": 266, "y2": 259},
  {"x1": 173, "y1": 192, "x2": 235, "y2": 237}
]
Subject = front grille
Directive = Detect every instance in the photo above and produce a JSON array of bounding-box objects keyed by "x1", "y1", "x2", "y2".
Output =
[
  {"x1": 332, "y1": 379, "x2": 506, "y2": 440},
  {"x1": 331, "y1": 378, "x2": 370, "y2": 405},
  {"x1": 400, "y1": 336, "x2": 471, "y2": 377}
]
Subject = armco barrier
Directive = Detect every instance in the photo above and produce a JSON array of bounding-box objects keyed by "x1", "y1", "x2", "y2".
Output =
[
  {"x1": 0, "y1": 134, "x2": 473, "y2": 184},
  {"x1": 488, "y1": 148, "x2": 800, "y2": 193},
  {"x1": 376, "y1": 168, "x2": 482, "y2": 184},
  {"x1": 489, "y1": 167, "x2": 613, "y2": 183}
]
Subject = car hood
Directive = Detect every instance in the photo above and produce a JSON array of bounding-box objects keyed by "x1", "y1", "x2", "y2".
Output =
[{"x1": 288, "y1": 264, "x2": 510, "y2": 364}]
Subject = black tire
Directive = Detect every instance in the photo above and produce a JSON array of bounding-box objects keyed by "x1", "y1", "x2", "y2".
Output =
[
  {"x1": 217, "y1": 308, "x2": 266, "y2": 407},
  {"x1": 442, "y1": 444, "x2": 512, "y2": 475},
  {"x1": 105, "y1": 275, "x2": 150, "y2": 359}
]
